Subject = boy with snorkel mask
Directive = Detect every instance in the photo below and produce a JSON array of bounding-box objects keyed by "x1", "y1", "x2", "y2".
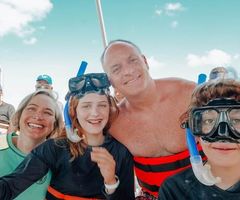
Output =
[{"x1": 159, "y1": 79, "x2": 240, "y2": 200}]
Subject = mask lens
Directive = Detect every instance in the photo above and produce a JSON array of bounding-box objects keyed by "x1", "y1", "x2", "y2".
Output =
[
  {"x1": 90, "y1": 73, "x2": 110, "y2": 88},
  {"x1": 201, "y1": 109, "x2": 218, "y2": 134},
  {"x1": 229, "y1": 108, "x2": 240, "y2": 133},
  {"x1": 190, "y1": 109, "x2": 218, "y2": 136},
  {"x1": 67, "y1": 73, "x2": 110, "y2": 99},
  {"x1": 91, "y1": 78, "x2": 103, "y2": 87},
  {"x1": 69, "y1": 77, "x2": 85, "y2": 92}
]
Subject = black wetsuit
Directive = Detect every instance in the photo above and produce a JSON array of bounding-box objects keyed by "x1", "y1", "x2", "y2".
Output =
[
  {"x1": 0, "y1": 134, "x2": 135, "y2": 200},
  {"x1": 158, "y1": 167, "x2": 240, "y2": 200}
]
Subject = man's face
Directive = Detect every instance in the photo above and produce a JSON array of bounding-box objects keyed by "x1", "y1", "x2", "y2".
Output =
[
  {"x1": 35, "y1": 80, "x2": 52, "y2": 90},
  {"x1": 103, "y1": 43, "x2": 149, "y2": 97}
]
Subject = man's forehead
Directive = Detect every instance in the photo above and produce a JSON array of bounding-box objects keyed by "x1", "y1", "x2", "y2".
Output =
[
  {"x1": 37, "y1": 80, "x2": 49, "y2": 84},
  {"x1": 107, "y1": 42, "x2": 135, "y2": 52},
  {"x1": 105, "y1": 45, "x2": 138, "y2": 63}
]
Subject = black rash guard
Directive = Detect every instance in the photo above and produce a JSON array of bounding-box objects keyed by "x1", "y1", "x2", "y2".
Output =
[
  {"x1": 158, "y1": 167, "x2": 240, "y2": 200},
  {"x1": 0, "y1": 134, "x2": 135, "y2": 200}
]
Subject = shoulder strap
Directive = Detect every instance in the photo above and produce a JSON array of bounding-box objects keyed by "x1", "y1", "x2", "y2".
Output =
[{"x1": 0, "y1": 134, "x2": 9, "y2": 150}]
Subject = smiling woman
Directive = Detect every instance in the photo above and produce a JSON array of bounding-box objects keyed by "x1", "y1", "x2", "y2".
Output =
[{"x1": 0, "y1": 89, "x2": 64, "y2": 200}]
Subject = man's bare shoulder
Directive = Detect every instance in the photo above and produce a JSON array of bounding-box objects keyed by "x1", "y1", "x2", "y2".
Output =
[{"x1": 155, "y1": 77, "x2": 196, "y2": 94}]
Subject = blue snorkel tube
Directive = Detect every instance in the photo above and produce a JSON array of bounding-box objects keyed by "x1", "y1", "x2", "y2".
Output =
[
  {"x1": 64, "y1": 61, "x2": 88, "y2": 142},
  {"x1": 186, "y1": 73, "x2": 221, "y2": 186}
]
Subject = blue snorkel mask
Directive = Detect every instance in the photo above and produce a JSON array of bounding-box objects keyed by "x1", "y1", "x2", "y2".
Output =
[{"x1": 64, "y1": 61, "x2": 111, "y2": 143}]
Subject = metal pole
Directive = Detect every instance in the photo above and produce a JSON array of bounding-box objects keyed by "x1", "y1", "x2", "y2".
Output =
[
  {"x1": 95, "y1": 0, "x2": 108, "y2": 48},
  {"x1": 0, "y1": 67, "x2": 2, "y2": 86}
]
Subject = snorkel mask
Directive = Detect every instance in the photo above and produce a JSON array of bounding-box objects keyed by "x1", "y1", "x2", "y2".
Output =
[
  {"x1": 189, "y1": 98, "x2": 240, "y2": 143},
  {"x1": 65, "y1": 73, "x2": 110, "y2": 100},
  {"x1": 64, "y1": 61, "x2": 111, "y2": 143}
]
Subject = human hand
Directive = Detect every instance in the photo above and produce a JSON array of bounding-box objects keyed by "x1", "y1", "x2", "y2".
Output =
[{"x1": 91, "y1": 147, "x2": 116, "y2": 185}]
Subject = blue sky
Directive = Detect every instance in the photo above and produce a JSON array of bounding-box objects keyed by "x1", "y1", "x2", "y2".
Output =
[{"x1": 0, "y1": 0, "x2": 239, "y2": 108}]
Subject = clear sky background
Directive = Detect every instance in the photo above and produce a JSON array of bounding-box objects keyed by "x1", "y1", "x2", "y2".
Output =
[{"x1": 0, "y1": 0, "x2": 239, "y2": 108}]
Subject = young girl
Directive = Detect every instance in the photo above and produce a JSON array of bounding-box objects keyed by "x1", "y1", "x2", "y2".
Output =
[
  {"x1": 159, "y1": 79, "x2": 240, "y2": 200},
  {"x1": 0, "y1": 73, "x2": 135, "y2": 200}
]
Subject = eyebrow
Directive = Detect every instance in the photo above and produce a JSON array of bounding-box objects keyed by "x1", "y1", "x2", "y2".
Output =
[
  {"x1": 81, "y1": 100, "x2": 108, "y2": 104},
  {"x1": 27, "y1": 103, "x2": 54, "y2": 113}
]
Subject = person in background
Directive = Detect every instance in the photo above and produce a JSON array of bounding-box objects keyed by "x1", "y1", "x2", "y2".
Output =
[
  {"x1": 0, "y1": 89, "x2": 64, "y2": 200},
  {"x1": 101, "y1": 39, "x2": 203, "y2": 199},
  {"x1": 0, "y1": 73, "x2": 134, "y2": 200},
  {"x1": 35, "y1": 74, "x2": 53, "y2": 90},
  {"x1": 0, "y1": 84, "x2": 15, "y2": 134},
  {"x1": 159, "y1": 79, "x2": 240, "y2": 200},
  {"x1": 35, "y1": 74, "x2": 63, "y2": 112},
  {"x1": 208, "y1": 67, "x2": 228, "y2": 81},
  {"x1": 209, "y1": 66, "x2": 239, "y2": 81}
]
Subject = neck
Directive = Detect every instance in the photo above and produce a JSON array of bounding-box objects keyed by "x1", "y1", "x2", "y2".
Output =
[
  {"x1": 14, "y1": 133, "x2": 45, "y2": 154},
  {"x1": 86, "y1": 133, "x2": 105, "y2": 147},
  {"x1": 209, "y1": 162, "x2": 240, "y2": 190}
]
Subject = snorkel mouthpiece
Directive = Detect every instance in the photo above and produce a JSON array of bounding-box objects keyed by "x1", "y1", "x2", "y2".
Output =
[
  {"x1": 186, "y1": 73, "x2": 221, "y2": 186},
  {"x1": 190, "y1": 155, "x2": 221, "y2": 186},
  {"x1": 64, "y1": 61, "x2": 88, "y2": 143}
]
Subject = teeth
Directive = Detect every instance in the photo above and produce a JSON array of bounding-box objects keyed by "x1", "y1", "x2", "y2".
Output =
[
  {"x1": 88, "y1": 120, "x2": 101, "y2": 124},
  {"x1": 28, "y1": 123, "x2": 43, "y2": 128}
]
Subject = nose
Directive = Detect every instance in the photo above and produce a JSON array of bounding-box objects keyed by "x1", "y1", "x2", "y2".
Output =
[
  {"x1": 32, "y1": 111, "x2": 44, "y2": 120},
  {"x1": 90, "y1": 106, "x2": 100, "y2": 116},
  {"x1": 122, "y1": 64, "x2": 135, "y2": 76}
]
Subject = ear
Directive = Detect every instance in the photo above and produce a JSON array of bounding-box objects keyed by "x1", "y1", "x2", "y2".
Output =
[
  {"x1": 109, "y1": 78, "x2": 115, "y2": 88},
  {"x1": 142, "y1": 55, "x2": 149, "y2": 70}
]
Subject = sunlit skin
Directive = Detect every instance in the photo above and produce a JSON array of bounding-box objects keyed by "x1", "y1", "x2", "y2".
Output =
[
  {"x1": 35, "y1": 80, "x2": 53, "y2": 90},
  {"x1": 16, "y1": 94, "x2": 56, "y2": 153},
  {"x1": 76, "y1": 93, "x2": 117, "y2": 186},
  {"x1": 229, "y1": 109, "x2": 240, "y2": 132},
  {"x1": 201, "y1": 110, "x2": 218, "y2": 134},
  {"x1": 103, "y1": 43, "x2": 150, "y2": 98},
  {"x1": 102, "y1": 42, "x2": 196, "y2": 157},
  {"x1": 199, "y1": 106, "x2": 240, "y2": 189},
  {"x1": 200, "y1": 138, "x2": 240, "y2": 189},
  {"x1": 76, "y1": 93, "x2": 109, "y2": 144}
]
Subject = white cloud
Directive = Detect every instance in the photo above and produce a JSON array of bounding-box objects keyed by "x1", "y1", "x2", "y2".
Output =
[
  {"x1": 233, "y1": 54, "x2": 240, "y2": 60},
  {"x1": 165, "y1": 2, "x2": 184, "y2": 11},
  {"x1": 155, "y1": 9, "x2": 162, "y2": 15},
  {"x1": 147, "y1": 56, "x2": 164, "y2": 68},
  {"x1": 171, "y1": 20, "x2": 178, "y2": 28},
  {"x1": 0, "y1": 0, "x2": 52, "y2": 38},
  {"x1": 23, "y1": 37, "x2": 37, "y2": 45},
  {"x1": 147, "y1": 56, "x2": 165, "y2": 78},
  {"x1": 165, "y1": 2, "x2": 184, "y2": 16},
  {"x1": 187, "y1": 49, "x2": 232, "y2": 67}
]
